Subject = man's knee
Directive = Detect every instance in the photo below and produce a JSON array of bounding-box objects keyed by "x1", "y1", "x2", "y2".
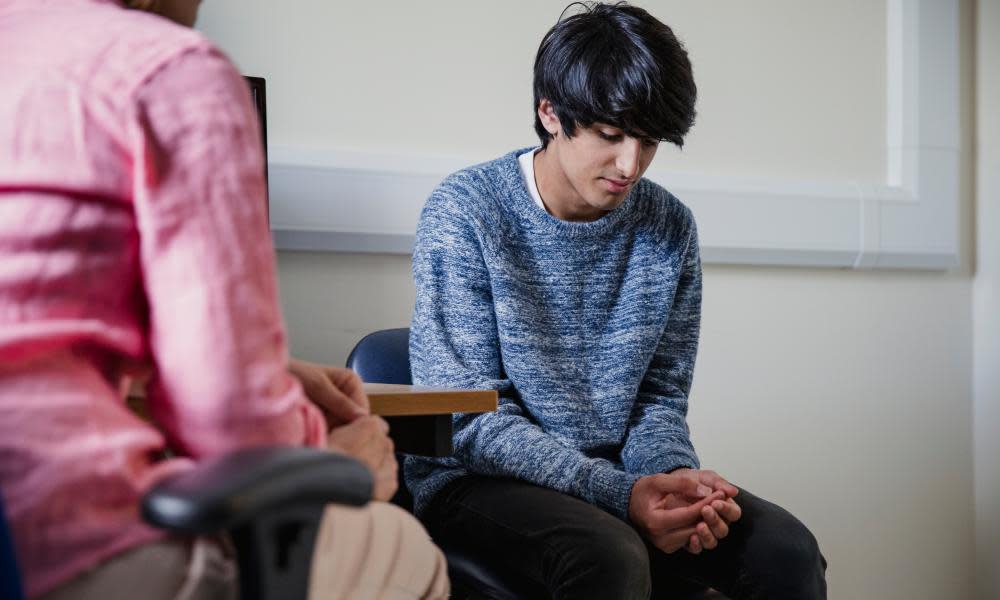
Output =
[
  {"x1": 771, "y1": 519, "x2": 824, "y2": 573},
  {"x1": 311, "y1": 503, "x2": 449, "y2": 600},
  {"x1": 370, "y1": 502, "x2": 433, "y2": 541},
  {"x1": 745, "y1": 504, "x2": 826, "y2": 598}
]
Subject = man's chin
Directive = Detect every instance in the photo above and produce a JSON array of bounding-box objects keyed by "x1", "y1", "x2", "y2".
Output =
[{"x1": 592, "y1": 195, "x2": 627, "y2": 212}]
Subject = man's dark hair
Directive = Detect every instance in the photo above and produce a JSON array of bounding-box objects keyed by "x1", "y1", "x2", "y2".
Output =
[{"x1": 533, "y1": 2, "x2": 696, "y2": 148}]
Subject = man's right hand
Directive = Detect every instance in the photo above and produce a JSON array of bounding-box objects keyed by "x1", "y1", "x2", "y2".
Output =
[
  {"x1": 327, "y1": 415, "x2": 398, "y2": 502},
  {"x1": 288, "y1": 358, "x2": 369, "y2": 426},
  {"x1": 628, "y1": 474, "x2": 724, "y2": 554}
]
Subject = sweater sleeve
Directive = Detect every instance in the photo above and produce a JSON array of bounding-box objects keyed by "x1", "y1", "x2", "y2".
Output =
[
  {"x1": 410, "y1": 190, "x2": 640, "y2": 520},
  {"x1": 132, "y1": 47, "x2": 327, "y2": 457},
  {"x1": 620, "y1": 219, "x2": 702, "y2": 475}
]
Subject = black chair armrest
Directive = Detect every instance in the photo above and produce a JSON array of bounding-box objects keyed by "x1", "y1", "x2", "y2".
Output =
[
  {"x1": 141, "y1": 446, "x2": 373, "y2": 600},
  {"x1": 142, "y1": 446, "x2": 372, "y2": 534}
]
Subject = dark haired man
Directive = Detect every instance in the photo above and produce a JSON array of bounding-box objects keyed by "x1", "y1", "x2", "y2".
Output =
[{"x1": 406, "y1": 3, "x2": 827, "y2": 598}]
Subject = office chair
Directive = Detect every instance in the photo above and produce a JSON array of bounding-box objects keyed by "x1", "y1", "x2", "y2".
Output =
[
  {"x1": 1, "y1": 447, "x2": 371, "y2": 600},
  {"x1": 347, "y1": 328, "x2": 545, "y2": 599},
  {"x1": 1, "y1": 491, "x2": 24, "y2": 600},
  {"x1": 347, "y1": 327, "x2": 730, "y2": 600},
  {"x1": 143, "y1": 446, "x2": 371, "y2": 600}
]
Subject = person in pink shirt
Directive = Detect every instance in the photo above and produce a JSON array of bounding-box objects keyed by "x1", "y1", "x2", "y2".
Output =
[{"x1": 0, "y1": 0, "x2": 448, "y2": 598}]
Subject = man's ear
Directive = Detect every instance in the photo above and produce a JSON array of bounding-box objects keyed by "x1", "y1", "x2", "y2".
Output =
[{"x1": 537, "y1": 99, "x2": 562, "y2": 137}]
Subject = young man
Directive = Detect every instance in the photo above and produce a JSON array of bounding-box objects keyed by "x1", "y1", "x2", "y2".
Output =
[{"x1": 407, "y1": 3, "x2": 826, "y2": 598}]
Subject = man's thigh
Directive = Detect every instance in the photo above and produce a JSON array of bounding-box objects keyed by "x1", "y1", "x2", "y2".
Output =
[
  {"x1": 39, "y1": 538, "x2": 235, "y2": 600},
  {"x1": 422, "y1": 476, "x2": 651, "y2": 598},
  {"x1": 647, "y1": 488, "x2": 827, "y2": 600},
  {"x1": 309, "y1": 502, "x2": 449, "y2": 600}
]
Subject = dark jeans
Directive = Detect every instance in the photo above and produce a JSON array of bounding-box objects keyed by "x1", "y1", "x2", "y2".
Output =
[{"x1": 422, "y1": 476, "x2": 827, "y2": 600}]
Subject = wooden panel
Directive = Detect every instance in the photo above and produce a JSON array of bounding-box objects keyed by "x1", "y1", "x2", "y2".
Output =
[{"x1": 364, "y1": 383, "x2": 497, "y2": 417}]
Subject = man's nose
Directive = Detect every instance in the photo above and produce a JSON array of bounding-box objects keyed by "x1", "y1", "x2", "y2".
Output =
[{"x1": 616, "y1": 138, "x2": 641, "y2": 180}]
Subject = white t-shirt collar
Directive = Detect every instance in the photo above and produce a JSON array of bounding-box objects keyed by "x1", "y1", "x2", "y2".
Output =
[{"x1": 517, "y1": 147, "x2": 548, "y2": 213}]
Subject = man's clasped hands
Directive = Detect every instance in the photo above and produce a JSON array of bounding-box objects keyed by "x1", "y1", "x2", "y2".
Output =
[{"x1": 629, "y1": 468, "x2": 742, "y2": 555}]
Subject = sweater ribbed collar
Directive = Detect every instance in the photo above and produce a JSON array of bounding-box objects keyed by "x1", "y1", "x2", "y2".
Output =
[{"x1": 498, "y1": 148, "x2": 642, "y2": 239}]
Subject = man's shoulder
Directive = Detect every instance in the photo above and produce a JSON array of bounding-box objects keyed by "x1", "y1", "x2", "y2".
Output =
[
  {"x1": 40, "y1": 4, "x2": 216, "y2": 103},
  {"x1": 634, "y1": 177, "x2": 697, "y2": 242},
  {"x1": 636, "y1": 177, "x2": 694, "y2": 224},
  {"x1": 422, "y1": 150, "x2": 522, "y2": 227}
]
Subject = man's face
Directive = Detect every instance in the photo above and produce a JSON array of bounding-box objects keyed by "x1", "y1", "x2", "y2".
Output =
[{"x1": 537, "y1": 99, "x2": 659, "y2": 221}]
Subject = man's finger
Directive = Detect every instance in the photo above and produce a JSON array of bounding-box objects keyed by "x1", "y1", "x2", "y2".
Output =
[
  {"x1": 698, "y1": 470, "x2": 738, "y2": 497},
  {"x1": 328, "y1": 368, "x2": 371, "y2": 412},
  {"x1": 380, "y1": 448, "x2": 398, "y2": 476},
  {"x1": 696, "y1": 521, "x2": 718, "y2": 550},
  {"x1": 714, "y1": 498, "x2": 742, "y2": 523},
  {"x1": 658, "y1": 526, "x2": 699, "y2": 554},
  {"x1": 648, "y1": 491, "x2": 723, "y2": 531},
  {"x1": 372, "y1": 415, "x2": 391, "y2": 435},
  {"x1": 686, "y1": 533, "x2": 702, "y2": 555},
  {"x1": 373, "y1": 449, "x2": 399, "y2": 502},
  {"x1": 714, "y1": 480, "x2": 739, "y2": 497},
  {"x1": 702, "y1": 505, "x2": 729, "y2": 541},
  {"x1": 653, "y1": 473, "x2": 712, "y2": 499},
  {"x1": 321, "y1": 386, "x2": 368, "y2": 425}
]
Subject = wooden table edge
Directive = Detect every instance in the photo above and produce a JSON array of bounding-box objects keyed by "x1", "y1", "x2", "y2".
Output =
[{"x1": 364, "y1": 384, "x2": 498, "y2": 417}]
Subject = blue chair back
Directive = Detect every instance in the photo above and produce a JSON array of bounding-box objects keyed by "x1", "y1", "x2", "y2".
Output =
[
  {"x1": 346, "y1": 328, "x2": 547, "y2": 599},
  {"x1": 1, "y1": 492, "x2": 25, "y2": 600},
  {"x1": 346, "y1": 328, "x2": 412, "y2": 385},
  {"x1": 346, "y1": 327, "x2": 414, "y2": 512}
]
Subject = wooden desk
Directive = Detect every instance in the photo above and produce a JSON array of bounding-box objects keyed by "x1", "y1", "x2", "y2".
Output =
[
  {"x1": 127, "y1": 382, "x2": 497, "y2": 458},
  {"x1": 365, "y1": 384, "x2": 497, "y2": 456},
  {"x1": 365, "y1": 384, "x2": 496, "y2": 416}
]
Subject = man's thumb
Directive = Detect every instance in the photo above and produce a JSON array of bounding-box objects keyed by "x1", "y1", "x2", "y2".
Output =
[{"x1": 659, "y1": 473, "x2": 711, "y2": 498}]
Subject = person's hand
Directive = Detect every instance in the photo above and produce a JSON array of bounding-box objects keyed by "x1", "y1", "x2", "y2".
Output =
[
  {"x1": 288, "y1": 358, "x2": 369, "y2": 426},
  {"x1": 671, "y1": 468, "x2": 739, "y2": 498},
  {"x1": 628, "y1": 474, "x2": 724, "y2": 554},
  {"x1": 327, "y1": 415, "x2": 398, "y2": 501},
  {"x1": 670, "y1": 468, "x2": 742, "y2": 554}
]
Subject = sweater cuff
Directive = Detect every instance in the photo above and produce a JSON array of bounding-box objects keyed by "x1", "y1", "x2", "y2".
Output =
[
  {"x1": 643, "y1": 449, "x2": 700, "y2": 476},
  {"x1": 582, "y1": 461, "x2": 641, "y2": 521}
]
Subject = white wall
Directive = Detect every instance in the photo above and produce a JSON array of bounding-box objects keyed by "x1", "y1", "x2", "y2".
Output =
[
  {"x1": 199, "y1": 0, "x2": 887, "y2": 182},
  {"x1": 974, "y1": 0, "x2": 1000, "y2": 598},
  {"x1": 200, "y1": 2, "x2": 978, "y2": 598}
]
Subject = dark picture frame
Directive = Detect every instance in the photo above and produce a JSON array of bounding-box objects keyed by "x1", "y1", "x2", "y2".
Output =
[{"x1": 244, "y1": 76, "x2": 268, "y2": 219}]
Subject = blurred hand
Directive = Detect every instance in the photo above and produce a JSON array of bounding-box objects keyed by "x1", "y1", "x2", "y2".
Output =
[
  {"x1": 289, "y1": 358, "x2": 369, "y2": 426},
  {"x1": 328, "y1": 415, "x2": 398, "y2": 502}
]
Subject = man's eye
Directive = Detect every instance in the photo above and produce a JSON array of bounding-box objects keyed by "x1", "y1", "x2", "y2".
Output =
[
  {"x1": 641, "y1": 138, "x2": 659, "y2": 148},
  {"x1": 599, "y1": 131, "x2": 623, "y2": 142}
]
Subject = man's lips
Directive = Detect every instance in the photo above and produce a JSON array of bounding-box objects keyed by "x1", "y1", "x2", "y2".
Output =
[{"x1": 601, "y1": 178, "x2": 633, "y2": 193}]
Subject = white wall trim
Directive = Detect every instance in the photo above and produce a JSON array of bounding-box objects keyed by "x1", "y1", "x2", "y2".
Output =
[{"x1": 267, "y1": 0, "x2": 959, "y2": 270}]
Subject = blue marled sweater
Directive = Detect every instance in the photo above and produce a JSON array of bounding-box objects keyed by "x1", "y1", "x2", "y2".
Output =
[{"x1": 406, "y1": 149, "x2": 702, "y2": 521}]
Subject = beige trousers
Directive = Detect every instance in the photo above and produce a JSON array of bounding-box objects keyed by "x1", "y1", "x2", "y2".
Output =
[{"x1": 40, "y1": 503, "x2": 449, "y2": 600}]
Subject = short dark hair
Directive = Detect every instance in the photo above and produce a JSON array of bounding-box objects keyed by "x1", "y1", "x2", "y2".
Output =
[{"x1": 533, "y1": 2, "x2": 696, "y2": 148}]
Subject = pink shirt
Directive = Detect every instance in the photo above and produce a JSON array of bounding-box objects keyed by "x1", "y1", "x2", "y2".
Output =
[{"x1": 0, "y1": 1, "x2": 327, "y2": 596}]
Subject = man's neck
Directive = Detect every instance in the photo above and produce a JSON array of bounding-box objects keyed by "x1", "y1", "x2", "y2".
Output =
[{"x1": 533, "y1": 147, "x2": 604, "y2": 222}]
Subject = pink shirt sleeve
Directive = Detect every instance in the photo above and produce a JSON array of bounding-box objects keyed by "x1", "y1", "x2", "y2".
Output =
[{"x1": 131, "y1": 47, "x2": 327, "y2": 456}]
